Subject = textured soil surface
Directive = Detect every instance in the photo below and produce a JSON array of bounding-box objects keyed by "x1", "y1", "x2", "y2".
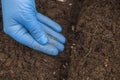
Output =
[{"x1": 0, "y1": 0, "x2": 120, "y2": 80}]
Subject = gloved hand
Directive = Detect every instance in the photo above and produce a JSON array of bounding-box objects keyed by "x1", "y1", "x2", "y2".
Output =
[{"x1": 1, "y1": 0, "x2": 66, "y2": 56}]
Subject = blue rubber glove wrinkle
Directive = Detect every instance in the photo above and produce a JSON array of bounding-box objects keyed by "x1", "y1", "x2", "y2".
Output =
[{"x1": 1, "y1": 0, "x2": 66, "y2": 56}]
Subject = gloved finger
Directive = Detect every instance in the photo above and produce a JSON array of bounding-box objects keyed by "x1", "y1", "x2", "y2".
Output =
[
  {"x1": 48, "y1": 37, "x2": 65, "y2": 52},
  {"x1": 39, "y1": 22, "x2": 66, "y2": 44},
  {"x1": 22, "y1": 15, "x2": 48, "y2": 44},
  {"x1": 6, "y1": 25, "x2": 59, "y2": 56},
  {"x1": 32, "y1": 41, "x2": 59, "y2": 56},
  {"x1": 37, "y1": 13, "x2": 62, "y2": 32}
]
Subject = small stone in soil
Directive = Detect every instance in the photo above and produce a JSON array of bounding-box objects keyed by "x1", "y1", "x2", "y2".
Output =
[
  {"x1": 70, "y1": 46, "x2": 74, "y2": 49},
  {"x1": 73, "y1": 43, "x2": 76, "y2": 46},
  {"x1": 53, "y1": 71, "x2": 56, "y2": 75}
]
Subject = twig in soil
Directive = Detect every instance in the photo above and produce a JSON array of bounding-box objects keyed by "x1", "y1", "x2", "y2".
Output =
[
  {"x1": 83, "y1": 48, "x2": 92, "y2": 59},
  {"x1": 80, "y1": 48, "x2": 92, "y2": 65}
]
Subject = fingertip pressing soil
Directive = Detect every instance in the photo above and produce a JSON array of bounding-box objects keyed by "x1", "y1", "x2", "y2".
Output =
[{"x1": 0, "y1": 0, "x2": 120, "y2": 80}]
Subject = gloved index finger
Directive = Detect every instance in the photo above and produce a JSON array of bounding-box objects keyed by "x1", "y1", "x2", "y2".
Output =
[
  {"x1": 37, "y1": 13, "x2": 62, "y2": 32},
  {"x1": 40, "y1": 22, "x2": 66, "y2": 44}
]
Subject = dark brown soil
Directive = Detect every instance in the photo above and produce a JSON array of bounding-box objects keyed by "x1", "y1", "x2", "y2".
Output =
[
  {"x1": 68, "y1": 0, "x2": 120, "y2": 80},
  {"x1": 0, "y1": 0, "x2": 120, "y2": 80}
]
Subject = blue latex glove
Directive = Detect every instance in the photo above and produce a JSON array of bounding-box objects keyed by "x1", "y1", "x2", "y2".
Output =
[{"x1": 1, "y1": 0, "x2": 66, "y2": 56}]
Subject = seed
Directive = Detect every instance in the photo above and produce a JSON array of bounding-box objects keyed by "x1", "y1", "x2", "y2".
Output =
[
  {"x1": 73, "y1": 43, "x2": 76, "y2": 46},
  {"x1": 57, "y1": 0, "x2": 66, "y2": 2},
  {"x1": 71, "y1": 25, "x2": 75, "y2": 31},
  {"x1": 71, "y1": 46, "x2": 74, "y2": 49},
  {"x1": 69, "y1": 3, "x2": 72, "y2": 6}
]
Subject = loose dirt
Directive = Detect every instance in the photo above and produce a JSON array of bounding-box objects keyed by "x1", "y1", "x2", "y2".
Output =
[{"x1": 0, "y1": 0, "x2": 120, "y2": 80}]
